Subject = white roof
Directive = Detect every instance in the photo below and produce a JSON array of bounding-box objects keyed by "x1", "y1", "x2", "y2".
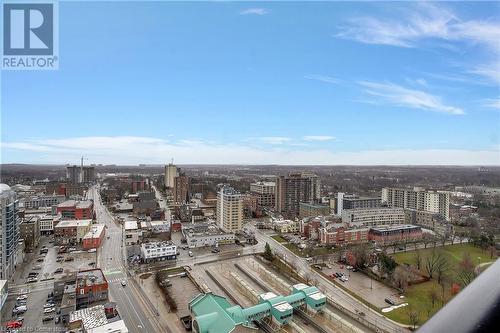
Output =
[
  {"x1": 87, "y1": 320, "x2": 129, "y2": 333},
  {"x1": 69, "y1": 305, "x2": 108, "y2": 329},
  {"x1": 259, "y1": 292, "x2": 277, "y2": 301},
  {"x1": 124, "y1": 221, "x2": 138, "y2": 230},
  {"x1": 274, "y1": 301, "x2": 293, "y2": 312},
  {"x1": 55, "y1": 219, "x2": 92, "y2": 228},
  {"x1": 309, "y1": 291, "x2": 325, "y2": 301}
]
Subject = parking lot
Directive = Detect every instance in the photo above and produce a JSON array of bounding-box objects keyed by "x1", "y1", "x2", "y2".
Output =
[{"x1": 1, "y1": 234, "x2": 100, "y2": 331}]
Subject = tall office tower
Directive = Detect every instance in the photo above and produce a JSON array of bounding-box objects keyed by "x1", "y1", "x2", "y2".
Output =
[
  {"x1": 217, "y1": 186, "x2": 243, "y2": 232},
  {"x1": 250, "y1": 181, "x2": 276, "y2": 208},
  {"x1": 381, "y1": 187, "x2": 450, "y2": 220},
  {"x1": 275, "y1": 173, "x2": 321, "y2": 217},
  {"x1": 173, "y1": 174, "x2": 190, "y2": 204},
  {"x1": 337, "y1": 192, "x2": 344, "y2": 217},
  {"x1": 0, "y1": 184, "x2": 20, "y2": 280},
  {"x1": 164, "y1": 163, "x2": 179, "y2": 189}
]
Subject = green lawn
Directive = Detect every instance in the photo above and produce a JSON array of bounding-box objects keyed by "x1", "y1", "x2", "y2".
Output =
[
  {"x1": 387, "y1": 243, "x2": 497, "y2": 325},
  {"x1": 271, "y1": 235, "x2": 288, "y2": 243}
]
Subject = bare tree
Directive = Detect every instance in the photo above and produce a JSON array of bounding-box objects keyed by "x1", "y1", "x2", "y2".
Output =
[
  {"x1": 487, "y1": 245, "x2": 497, "y2": 259},
  {"x1": 422, "y1": 233, "x2": 432, "y2": 249},
  {"x1": 392, "y1": 266, "x2": 409, "y2": 292},
  {"x1": 407, "y1": 305, "x2": 419, "y2": 330},
  {"x1": 413, "y1": 250, "x2": 422, "y2": 271},
  {"x1": 425, "y1": 250, "x2": 441, "y2": 279},
  {"x1": 428, "y1": 288, "x2": 439, "y2": 308},
  {"x1": 457, "y1": 252, "x2": 476, "y2": 286},
  {"x1": 435, "y1": 256, "x2": 450, "y2": 284}
]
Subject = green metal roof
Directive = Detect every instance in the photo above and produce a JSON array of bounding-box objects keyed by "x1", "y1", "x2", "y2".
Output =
[
  {"x1": 284, "y1": 292, "x2": 304, "y2": 305},
  {"x1": 241, "y1": 303, "x2": 270, "y2": 318}
]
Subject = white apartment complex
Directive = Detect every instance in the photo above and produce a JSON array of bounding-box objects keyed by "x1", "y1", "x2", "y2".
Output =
[
  {"x1": 164, "y1": 163, "x2": 179, "y2": 188},
  {"x1": 382, "y1": 187, "x2": 450, "y2": 220},
  {"x1": 217, "y1": 187, "x2": 243, "y2": 232},
  {"x1": 342, "y1": 207, "x2": 405, "y2": 227}
]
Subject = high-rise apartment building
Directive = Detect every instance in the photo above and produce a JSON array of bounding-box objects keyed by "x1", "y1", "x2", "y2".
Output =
[
  {"x1": 250, "y1": 181, "x2": 276, "y2": 208},
  {"x1": 0, "y1": 184, "x2": 20, "y2": 280},
  {"x1": 66, "y1": 166, "x2": 96, "y2": 183},
  {"x1": 381, "y1": 187, "x2": 450, "y2": 220},
  {"x1": 275, "y1": 173, "x2": 321, "y2": 217},
  {"x1": 173, "y1": 174, "x2": 190, "y2": 204},
  {"x1": 217, "y1": 186, "x2": 243, "y2": 232},
  {"x1": 164, "y1": 163, "x2": 179, "y2": 189}
]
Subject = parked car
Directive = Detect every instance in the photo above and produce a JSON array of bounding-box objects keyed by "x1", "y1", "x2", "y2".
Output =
[
  {"x1": 385, "y1": 298, "x2": 395, "y2": 306},
  {"x1": 44, "y1": 303, "x2": 55, "y2": 308},
  {"x1": 88, "y1": 262, "x2": 95, "y2": 266},
  {"x1": 43, "y1": 307, "x2": 55, "y2": 314},
  {"x1": 16, "y1": 295, "x2": 28, "y2": 301},
  {"x1": 26, "y1": 277, "x2": 37, "y2": 283},
  {"x1": 42, "y1": 316, "x2": 54, "y2": 322},
  {"x1": 6, "y1": 321, "x2": 23, "y2": 329},
  {"x1": 121, "y1": 280, "x2": 127, "y2": 287},
  {"x1": 64, "y1": 257, "x2": 74, "y2": 262},
  {"x1": 88, "y1": 248, "x2": 96, "y2": 253},
  {"x1": 54, "y1": 268, "x2": 63, "y2": 274},
  {"x1": 33, "y1": 265, "x2": 42, "y2": 270}
]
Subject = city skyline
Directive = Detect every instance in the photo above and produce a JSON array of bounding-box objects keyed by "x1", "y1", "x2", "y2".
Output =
[{"x1": 1, "y1": 1, "x2": 499, "y2": 165}]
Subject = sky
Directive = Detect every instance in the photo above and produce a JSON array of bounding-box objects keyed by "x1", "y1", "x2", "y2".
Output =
[{"x1": 1, "y1": 1, "x2": 499, "y2": 165}]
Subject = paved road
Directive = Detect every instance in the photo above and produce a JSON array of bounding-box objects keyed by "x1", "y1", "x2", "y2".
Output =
[
  {"x1": 248, "y1": 224, "x2": 409, "y2": 333},
  {"x1": 87, "y1": 185, "x2": 161, "y2": 333}
]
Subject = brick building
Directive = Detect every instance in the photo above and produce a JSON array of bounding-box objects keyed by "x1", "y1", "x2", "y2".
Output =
[{"x1": 57, "y1": 200, "x2": 94, "y2": 220}]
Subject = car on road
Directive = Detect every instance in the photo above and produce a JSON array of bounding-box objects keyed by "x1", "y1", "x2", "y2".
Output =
[
  {"x1": 64, "y1": 257, "x2": 74, "y2": 262},
  {"x1": 121, "y1": 280, "x2": 127, "y2": 287},
  {"x1": 43, "y1": 307, "x2": 55, "y2": 314},
  {"x1": 88, "y1": 262, "x2": 96, "y2": 266},
  {"x1": 340, "y1": 276, "x2": 349, "y2": 282},
  {"x1": 211, "y1": 248, "x2": 220, "y2": 253},
  {"x1": 42, "y1": 316, "x2": 54, "y2": 322},
  {"x1": 385, "y1": 298, "x2": 396, "y2": 306},
  {"x1": 6, "y1": 321, "x2": 23, "y2": 329},
  {"x1": 55, "y1": 316, "x2": 61, "y2": 324},
  {"x1": 33, "y1": 265, "x2": 42, "y2": 270},
  {"x1": 88, "y1": 248, "x2": 97, "y2": 253},
  {"x1": 54, "y1": 268, "x2": 63, "y2": 274},
  {"x1": 188, "y1": 251, "x2": 194, "y2": 257},
  {"x1": 26, "y1": 277, "x2": 37, "y2": 283},
  {"x1": 36, "y1": 258, "x2": 44, "y2": 262}
]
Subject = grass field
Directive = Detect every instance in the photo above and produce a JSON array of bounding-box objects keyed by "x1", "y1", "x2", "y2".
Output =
[
  {"x1": 271, "y1": 235, "x2": 288, "y2": 243},
  {"x1": 386, "y1": 243, "x2": 497, "y2": 325}
]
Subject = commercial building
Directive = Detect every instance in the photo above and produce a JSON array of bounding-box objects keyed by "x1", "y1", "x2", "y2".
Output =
[
  {"x1": 164, "y1": 163, "x2": 179, "y2": 188},
  {"x1": 189, "y1": 283, "x2": 326, "y2": 333},
  {"x1": 405, "y1": 209, "x2": 453, "y2": 236},
  {"x1": 342, "y1": 207, "x2": 405, "y2": 227},
  {"x1": 368, "y1": 225, "x2": 423, "y2": 243},
  {"x1": 39, "y1": 214, "x2": 61, "y2": 234},
  {"x1": 217, "y1": 186, "x2": 243, "y2": 232},
  {"x1": 76, "y1": 269, "x2": 109, "y2": 307},
  {"x1": 19, "y1": 215, "x2": 40, "y2": 251},
  {"x1": 54, "y1": 219, "x2": 93, "y2": 245},
  {"x1": 82, "y1": 225, "x2": 106, "y2": 250},
  {"x1": 299, "y1": 202, "x2": 330, "y2": 218},
  {"x1": 140, "y1": 241, "x2": 177, "y2": 263},
  {"x1": 0, "y1": 184, "x2": 20, "y2": 280},
  {"x1": 21, "y1": 194, "x2": 65, "y2": 209},
  {"x1": 57, "y1": 200, "x2": 94, "y2": 219},
  {"x1": 182, "y1": 223, "x2": 235, "y2": 248},
  {"x1": 382, "y1": 187, "x2": 450, "y2": 220},
  {"x1": 319, "y1": 224, "x2": 370, "y2": 246},
  {"x1": 174, "y1": 174, "x2": 190, "y2": 204},
  {"x1": 124, "y1": 220, "x2": 142, "y2": 246},
  {"x1": 250, "y1": 181, "x2": 276, "y2": 208},
  {"x1": 67, "y1": 165, "x2": 96, "y2": 184},
  {"x1": 275, "y1": 173, "x2": 321, "y2": 217},
  {"x1": 342, "y1": 195, "x2": 381, "y2": 210}
]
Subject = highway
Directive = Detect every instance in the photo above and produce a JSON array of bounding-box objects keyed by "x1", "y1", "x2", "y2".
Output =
[
  {"x1": 87, "y1": 186, "x2": 162, "y2": 333},
  {"x1": 248, "y1": 224, "x2": 409, "y2": 333}
]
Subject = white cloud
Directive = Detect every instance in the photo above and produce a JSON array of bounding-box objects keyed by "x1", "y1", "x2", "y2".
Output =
[
  {"x1": 254, "y1": 136, "x2": 292, "y2": 145},
  {"x1": 358, "y1": 81, "x2": 465, "y2": 115},
  {"x1": 240, "y1": 8, "x2": 268, "y2": 16},
  {"x1": 303, "y1": 136, "x2": 336, "y2": 141},
  {"x1": 336, "y1": 3, "x2": 500, "y2": 84},
  {"x1": 304, "y1": 74, "x2": 341, "y2": 84},
  {"x1": 482, "y1": 98, "x2": 500, "y2": 109},
  {"x1": 2, "y1": 136, "x2": 499, "y2": 165}
]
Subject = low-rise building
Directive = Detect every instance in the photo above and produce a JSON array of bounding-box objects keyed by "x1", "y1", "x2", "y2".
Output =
[
  {"x1": 76, "y1": 269, "x2": 109, "y2": 308},
  {"x1": 124, "y1": 221, "x2": 141, "y2": 246},
  {"x1": 83, "y1": 225, "x2": 106, "y2": 250},
  {"x1": 368, "y1": 225, "x2": 422, "y2": 244},
  {"x1": 182, "y1": 223, "x2": 235, "y2": 248},
  {"x1": 405, "y1": 209, "x2": 453, "y2": 236},
  {"x1": 57, "y1": 200, "x2": 94, "y2": 219},
  {"x1": 39, "y1": 214, "x2": 61, "y2": 234},
  {"x1": 19, "y1": 215, "x2": 40, "y2": 251},
  {"x1": 272, "y1": 219, "x2": 299, "y2": 233},
  {"x1": 342, "y1": 207, "x2": 405, "y2": 227},
  {"x1": 21, "y1": 194, "x2": 65, "y2": 209},
  {"x1": 140, "y1": 241, "x2": 177, "y2": 263},
  {"x1": 299, "y1": 202, "x2": 330, "y2": 218},
  {"x1": 319, "y1": 224, "x2": 369, "y2": 246},
  {"x1": 54, "y1": 219, "x2": 92, "y2": 245}
]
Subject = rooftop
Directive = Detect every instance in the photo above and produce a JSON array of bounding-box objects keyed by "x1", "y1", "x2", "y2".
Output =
[
  {"x1": 83, "y1": 225, "x2": 106, "y2": 240},
  {"x1": 58, "y1": 200, "x2": 93, "y2": 209},
  {"x1": 77, "y1": 269, "x2": 107, "y2": 287},
  {"x1": 124, "y1": 220, "x2": 138, "y2": 230},
  {"x1": 55, "y1": 219, "x2": 92, "y2": 228},
  {"x1": 370, "y1": 224, "x2": 422, "y2": 232},
  {"x1": 70, "y1": 305, "x2": 108, "y2": 330},
  {"x1": 87, "y1": 320, "x2": 129, "y2": 333}
]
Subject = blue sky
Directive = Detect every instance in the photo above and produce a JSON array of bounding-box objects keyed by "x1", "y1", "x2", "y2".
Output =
[{"x1": 1, "y1": 1, "x2": 499, "y2": 165}]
